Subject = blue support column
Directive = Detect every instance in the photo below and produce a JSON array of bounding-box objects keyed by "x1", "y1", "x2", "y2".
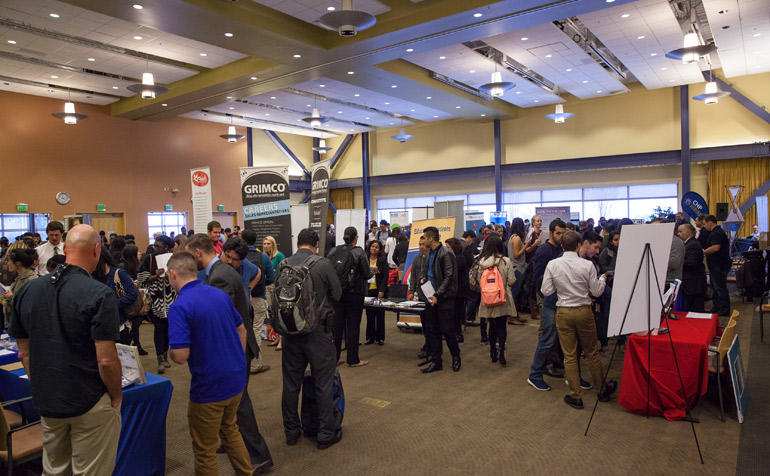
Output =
[
  {"x1": 246, "y1": 127, "x2": 253, "y2": 167},
  {"x1": 681, "y1": 85, "x2": 691, "y2": 194},
  {"x1": 362, "y1": 132, "x2": 371, "y2": 220},
  {"x1": 312, "y1": 137, "x2": 320, "y2": 163},
  {"x1": 494, "y1": 119, "x2": 502, "y2": 211}
]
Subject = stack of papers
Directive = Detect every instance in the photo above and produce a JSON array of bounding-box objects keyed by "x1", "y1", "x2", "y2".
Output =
[{"x1": 685, "y1": 312, "x2": 714, "y2": 319}]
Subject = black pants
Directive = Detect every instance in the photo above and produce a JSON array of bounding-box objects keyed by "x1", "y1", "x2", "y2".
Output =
[
  {"x1": 149, "y1": 314, "x2": 168, "y2": 356},
  {"x1": 709, "y1": 266, "x2": 731, "y2": 315},
  {"x1": 238, "y1": 345, "x2": 272, "y2": 464},
  {"x1": 682, "y1": 292, "x2": 705, "y2": 313},
  {"x1": 454, "y1": 295, "x2": 466, "y2": 335},
  {"x1": 487, "y1": 316, "x2": 507, "y2": 350},
  {"x1": 119, "y1": 325, "x2": 131, "y2": 346},
  {"x1": 130, "y1": 315, "x2": 143, "y2": 349},
  {"x1": 424, "y1": 297, "x2": 460, "y2": 364},
  {"x1": 281, "y1": 326, "x2": 337, "y2": 443},
  {"x1": 480, "y1": 318, "x2": 489, "y2": 340},
  {"x1": 365, "y1": 288, "x2": 385, "y2": 342},
  {"x1": 419, "y1": 311, "x2": 430, "y2": 352},
  {"x1": 332, "y1": 293, "x2": 364, "y2": 365},
  {"x1": 465, "y1": 292, "x2": 480, "y2": 322}
]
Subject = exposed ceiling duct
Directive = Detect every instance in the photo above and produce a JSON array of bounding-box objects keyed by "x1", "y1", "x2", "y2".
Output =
[{"x1": 553, "y1": 17, "x2": 633, "y2": 84}]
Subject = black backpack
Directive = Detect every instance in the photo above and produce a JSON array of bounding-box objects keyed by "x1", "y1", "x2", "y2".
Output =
[
  {"x1": 271, "y1": 255, "x2": 322, "y2": 335},
  {"x1": 329, "y1": 245, "x2": 357, "y2": 292}
]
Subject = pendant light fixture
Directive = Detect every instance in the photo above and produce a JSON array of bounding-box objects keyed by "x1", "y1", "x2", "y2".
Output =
[
  {"x1": 52, "y1": 91, "x2": 87, "y2": 124},
  {"x1": 391, "y1": 120, "x2": 413, "y2": 143},
  {"x1": 545, "y1": 103, "x2": 573, "y2": 123},
  {"x1": 313, "y1": 139, "x2": 333, "y2": 154},
  {"x1": 478, "y1": 65, "x2": 515, "y2": 97},
  {"x1": 666, "y1": 32, "x2": 716, "y2": 64},
  {"x1": 219, "y1": 117, "x2": 244, "y2": 143},
  {"x1": 301, "y1": 92, "x2": 329, "y2": 128},
  {"x1": 127, "y1": 56, "x2": 168, "y2": 99},
  {"x1": 319, "y1": 0, "x2": 376, "y2": 37},
  {"x1": 692, "y1": 72, "x2": 730, "y2": 105}
]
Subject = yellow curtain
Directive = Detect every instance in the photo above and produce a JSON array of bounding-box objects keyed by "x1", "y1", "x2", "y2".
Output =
[
  {"x1": 707, "y1": 157, "x2": 770, "y2": 237},
  {"x1": 328, "y1": 188, "x2": 354, "y2": 224}
]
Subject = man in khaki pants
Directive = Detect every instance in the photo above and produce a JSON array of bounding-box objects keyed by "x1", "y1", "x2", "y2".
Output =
[
  {"x1": 10, "y1": 225, "x2": 122, "y2": 475},
  {"x1": 541, "y1": 230, "x2": 617, "y2": 410}
]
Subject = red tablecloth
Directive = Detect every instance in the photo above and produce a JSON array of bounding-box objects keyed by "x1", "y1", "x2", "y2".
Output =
[{"x1": 618, "y1": 312, "x2": 718, "y2": 421}]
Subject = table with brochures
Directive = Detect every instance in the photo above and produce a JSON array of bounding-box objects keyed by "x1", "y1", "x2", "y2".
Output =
[{"x1": 364, "y1": 298, "x2": 426, "y2": 329}]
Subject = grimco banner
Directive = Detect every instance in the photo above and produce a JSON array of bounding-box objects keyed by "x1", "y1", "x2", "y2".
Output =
[
  {"x1": 240, "y1": 166, "x2": 292, "y2": 257},
  {"x1": 309, "y1": 159, "x2": 331, "y2": 253}
]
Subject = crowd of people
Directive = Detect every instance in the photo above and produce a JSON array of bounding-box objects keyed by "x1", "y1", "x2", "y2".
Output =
[{"x1": 0, "y1": 210, "x2": 741, "y2": 475}]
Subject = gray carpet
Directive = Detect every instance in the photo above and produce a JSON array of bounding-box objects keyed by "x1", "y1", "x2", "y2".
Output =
[{"x1": 133, "y1": 298, "x2": 758, "y2": 475}]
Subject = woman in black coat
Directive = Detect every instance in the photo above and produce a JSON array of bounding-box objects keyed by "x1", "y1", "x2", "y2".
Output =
[
  {"x1": 446, "y1": 238, "x2": 469, "y2": 343},
  {"x1": 365, "y1": 240, "x2": 389, "y2": 345}
]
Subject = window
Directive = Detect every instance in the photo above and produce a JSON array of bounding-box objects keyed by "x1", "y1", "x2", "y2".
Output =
[
  {"x1": 0, "y1": 213, "x2": 50, "y2": 240},
  {"x1": 503, "y1": 203, "x2": 540, "y2": 222},
  {"x1": 435, "y1": 194, "x2": 467, "y2": 203},
  {"x1": 583, "y1": 186, "x2": 627, "y2": 200},
  {"x1": 467, "y1": 193, "x2": 496, "y2": 205},
  {"x1": 542, "y1": 188, "x2": 581, "y2": 202},
  {"x1": 629, "y1": 183, "x2": 677, "y2": 198},
  {"x1": 377, "y1": 198, "x2": 406, "y2": 209},
  {"x1": 504, "y1": 190, "x2": 540, "y2": 204},
  {"x1": 405, "y1": 196, "x2": 434, "y2": 208},
  {"x1": 584, "y1": 200, "x2": 628, "y2": 221},
  {"x1": 147, "y1": 212, "x2": 187, "y2": 241},
  {"x1": 629, "y1": 198, "x2": 679, "y2": 220}
]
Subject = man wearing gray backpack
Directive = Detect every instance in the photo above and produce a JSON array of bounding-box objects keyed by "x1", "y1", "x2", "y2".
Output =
[{"x1": 278, "y1": 229, "x2": 342, "y2": 449}]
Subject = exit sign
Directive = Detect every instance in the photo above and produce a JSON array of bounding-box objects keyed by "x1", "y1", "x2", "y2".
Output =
[
  {"x1": 96, "y1": 204, "x2": 106, "y2": 212},
  {"x1": 16, "y1": 203, "x2": 28, "y2": 212},
  {"x1": 218, "y1": 204, "x2": 225, "y2": 211},
  {"x1": 165, "y1": 204, "x2": 173, "y2": 211}
]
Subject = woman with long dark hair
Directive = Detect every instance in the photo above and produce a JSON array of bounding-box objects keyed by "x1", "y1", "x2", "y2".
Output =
[
  {"x1": 138, "y1": 235, "x2": 176, "y2": 373},
  {"x1": 120, "y1": 244, "x2": 146, "y2": 354},
  {"x1": 1, "y1": 248, "x2": 38, "y2": 330},
  {"x1": 476, "y1": 233, "x2": 517, "y2": 365},
  {"x1": 95, "y1": 246, "x2": 138, "y2": 346},
  {"x1": 364, "y1": 240, "x2": 388, "y2": 345},
  {"x1": 507, "y1": 218, "x2": 528, "y2": 325}
]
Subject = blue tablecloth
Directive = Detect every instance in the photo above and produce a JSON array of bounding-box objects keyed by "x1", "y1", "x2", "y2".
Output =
[
  {"x1": 0, "y1": 350, "x2": 19, "y2": 366},
  {"x1": 0, "y1": 364, "x2": 173, "y2": 476}
]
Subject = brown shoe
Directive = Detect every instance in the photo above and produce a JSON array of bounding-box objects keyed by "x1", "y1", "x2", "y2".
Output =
[
  {"x1": 509, "y1": 318, "x2": 525, "y2": 326},
  {"x1": 250, "y1": 364, "x2": 270, "y2": 375}
]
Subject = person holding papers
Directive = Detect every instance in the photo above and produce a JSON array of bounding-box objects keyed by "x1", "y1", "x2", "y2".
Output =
[
  {"x1": 541, "y1": 230, "x2": 617, "y2": 410},
  {"x1": 419, "y1": 226, "x2": 461, "y2": 374}
]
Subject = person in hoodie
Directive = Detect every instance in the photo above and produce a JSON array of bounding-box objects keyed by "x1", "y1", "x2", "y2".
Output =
[{"x1": 476, "y1": 233, "x2": 517, "y2": 366}]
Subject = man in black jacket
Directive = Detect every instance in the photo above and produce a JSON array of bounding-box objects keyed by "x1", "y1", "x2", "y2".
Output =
[
  {"x1": 678, "y1": 224, "x2": 707, "y2": 312},
  {"x1": 420, "y1": 226, "x2": 461, "y2": 373},
  {"x1": 281, "y1": 229, "x2": 343, "y2": 450},
  {"x1": 185, "y1": 234, "x2": 273, "y2": 474}
]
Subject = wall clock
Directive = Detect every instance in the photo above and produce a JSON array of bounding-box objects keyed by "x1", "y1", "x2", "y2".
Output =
[{"x1": 56, "y1": 192, "x2": 71, "y2": 205}]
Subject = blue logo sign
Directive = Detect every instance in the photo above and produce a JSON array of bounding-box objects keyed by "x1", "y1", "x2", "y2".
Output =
[{"x1": 681, "y1": 191, "x2": 708, "y2": 221}]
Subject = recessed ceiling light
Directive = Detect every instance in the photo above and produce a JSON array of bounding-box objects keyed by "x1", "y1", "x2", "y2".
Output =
[
  {"x1": 224, "y1": 32, "x2": 233, "y2": 37},
  {"x1": 348, "y1": 71, "x2": 354, "y2": 74},
  {"x1": 661, "y1": 67, "x2": 667, "y2": 70},
  {"x1": 112, "y1": 86, "x2": 119, "y2": 89},
  {"x1": 265, "y1": 113, "x2": 270, "y2": 116},
  {"x1": 545, "y1": 54, "x2": 552, "y2": 58},
  {"x1": 327, "y1": 6, "x2": 336, "y2": 11},
  {"x1": 354, "y1": 93, "x2": 359, "y2": 97},
  {"x1": 606, "y1": 0, "x2": 615, "y2": 3},
  {"x1": 434, "y1": 115, "x2": 438, "y2": 118},
  {"x1": 384, "y1": 102, "x2": 390, "y2": 105},
  {"x1": 162, "y1": 103, "x2": 168, "y2": 106},
  {"x1": 473, "y1": 13, "x2": 482, "y2": 18},
  {"x1": 480, "y1": 114, "x2": 486, "y2": 117},
  {"x1": 226, "y1": 96, "x2": 233, "y2": 99},
  {"x1": 133, "y1": 36, "x2": 143, "y2": 40},
  {"x1": 669, "y1": 79, "x2": 675, "y2": 82},
  {"x1": 391, "y1": 85, "x2": 397, "y2": 88},
  {"x1": 200, "y1": 53, "x2": 207, "y2": 57},
  {"x1": 250, "y1": 77, "x2": 257, "y2": 80},
  {"x1": 410, "y1": 109, "x2": 415, "y2": 112},
  {"x1": 229, "y1": 107, "x2": 234, "y2": 110},
  {"x1": 293, "y1": 54, "x2": 301, "y2": 58},
  {"x1": 88, "y1": 57, "x2": 95, "y2": 61},
  {"x1": 515, "y1": 91, "x2": 521, "y2": 94},
  {"x1": 565, "y1": 68, "x2": 572, "y2": 72},
  {"x1": 50, "y1": 13, "x2": 60, "y2": 18},
  {"x1": 534, "y1": 100, "x2": 539, "y2": 103},
  {"x1": 406, "y1": 48, "x2": 413, "y2": 52},
  {"x1": 51, "y1": 75, "x2": 58, "y2": 79},
  {"x1": 650, "y1": 53, "x2": 658, "y2": 57},
  {"x1": 389, "y1": 122, "x2": 394, "y2": 125},
  {"x1": 319, "y1": 84, "x2": 325, "y2": 87},
  {"x1": 754, "y1": 33, "x2": 761, "y2": 37},
  {"x1": 521, "y1": 37, "x2": 529, "y2": 41},
  {"x1": 637, "y1": 36, "x2": 645, "y2": 39},
  {"x1": 337, "y1": 111, "x2": 342, "y2": 114},
  {"x1": 365, "y1": 117, "x2": 369, "y2": 120},
  {"x1": 439, "y1": 56, "x2": 446, "y2": 59},
  {"x1": 582, "y1": 80, "x2": 588, "y2": 83},
  {"x1": 455, "y1": 106, "x2": 461, "y2": 108},
  {"x1": 133, "y1": 4, "x2": 143, "y2": 9},
  {"x1": 7, "y1": 40, "x2": 16, "y2": 44},
  {"x1": 621, "y1": 14, "x2": 630, "y2": 18},
  {"x1": 596, "y1": 90, "x2": 603, "y2": 93},
  {"x1": 426, "y1": 96, "x2": 432, "y2": 99},
  {"x1": 270, "y1": 96, "x2": 276, "y2": 99}
]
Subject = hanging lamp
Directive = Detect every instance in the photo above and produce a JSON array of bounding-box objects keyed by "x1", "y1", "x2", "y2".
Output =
[
  {"x1": 302, "y1": 92, "x2": 330, "y2": 128},
  {"x1": 391, "y1": 120, "x2": 413, "y2": 143},
  {"x1": 545, "y1": 103, "x2": 573, "y2": 123},
  {"x1": 220, "y1": 117, "x2": 244, "y2": 143},
  {"x1": 318, "y1": 0, "x2": 376, "y2": 37},
  {"x1": 478, "y1": 67, "x2": 515, "y2": 97},
  {"x1": 52, "y1": 93, "x2": 87, "y2": 124},
  {"x1": 692, "y1": 72, "x2": 729, "y2": 104},
  {"x1": 313, "y1": 139, "x2": 333, "y2": 153},
  {"x1": 127, "y1": 72, "x2": 168, "y2": 99}
]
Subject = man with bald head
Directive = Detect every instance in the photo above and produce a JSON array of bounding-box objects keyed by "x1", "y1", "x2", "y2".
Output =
[{"x1": 10, "y1": 224, "x2": 123, "y2": 475}]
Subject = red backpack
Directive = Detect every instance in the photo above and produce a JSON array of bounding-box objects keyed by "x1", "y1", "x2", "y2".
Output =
[{"x1": 480, "y1": 258, "x2": 506, "y2": 308}]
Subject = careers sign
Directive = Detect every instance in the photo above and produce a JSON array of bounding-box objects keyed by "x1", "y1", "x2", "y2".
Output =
[
  {"x1": 309, "y1": 159, "x2": 331, "y2": 253},
  {"x1": 240, "y1": 166, "x2": 292, "y2": 257}
]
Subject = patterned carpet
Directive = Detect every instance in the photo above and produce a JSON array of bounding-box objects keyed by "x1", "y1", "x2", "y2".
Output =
[{"x1": 136, "y1": 297, "x2": 759, "y2": 476}]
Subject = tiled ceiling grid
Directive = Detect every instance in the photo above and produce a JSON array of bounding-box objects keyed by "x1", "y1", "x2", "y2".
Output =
[
  {"x1": 483, "y1": 22, "x2": 629, "y2": 100},
  {"x1": 703, "y1": 0, "x2": 770, "y2": 77},
  {"x1": 406, "y1": 43, "x2": 563, "y2": 108},
  {"x1": 578, "y1": 0, "x2": 713, "y2": 90},
  {"x1": 179, "y1": 109, "x2": 340, "y2": 141},
  {"x1": 251, "y1": 0, "x2": 390, "y2": 26}
]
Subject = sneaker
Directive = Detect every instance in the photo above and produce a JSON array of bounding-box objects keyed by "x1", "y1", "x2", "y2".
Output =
[
  {"x1": 528, "y1": 378, "x2": 551, "y2": 391},
  {"x1": 564, "y1": 395, "x2": 584, "y2": 410},
  {"x1": 598, "y1": 379, "x2": 618, "y2": 402},
  {"x1": 317, "y1": 430, "x2": 343, "y2": 450}
]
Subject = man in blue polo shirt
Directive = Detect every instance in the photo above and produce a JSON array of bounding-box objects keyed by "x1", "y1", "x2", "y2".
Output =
[{"x1": 166, "y1": 251, "x2": 252, "y2": 476}]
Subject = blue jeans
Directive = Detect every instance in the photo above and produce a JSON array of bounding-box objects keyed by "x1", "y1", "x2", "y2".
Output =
[
  {"x1": 529, "y1": 304, "x2": 558, "y2": 380},
  {"x1": 510, "y1": 269, "x2": 524, "y2": 305}
]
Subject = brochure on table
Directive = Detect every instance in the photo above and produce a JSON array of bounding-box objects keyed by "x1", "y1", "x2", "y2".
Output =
[{"x1": 117, "y1": 344, "x2": 147, "y2": 388}]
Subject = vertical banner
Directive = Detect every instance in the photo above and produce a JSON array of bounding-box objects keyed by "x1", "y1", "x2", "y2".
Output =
[
  {"x1": 190, "y1": 167, "x2": 213, "y2": 233},
  {"x1": 240, "y1": 166, "x2": 292, "y2": 257},
  {"x1": 309, "y1": 159, "x2": 331, "y2": 252},
  {"x1": 465, "y1": 212, "x2": 485, "y2": 233}
]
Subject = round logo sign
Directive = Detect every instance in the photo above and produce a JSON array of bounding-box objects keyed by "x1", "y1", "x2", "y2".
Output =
[{"x1": 192, "y1": 171, "x2": 209, "y2": 187}]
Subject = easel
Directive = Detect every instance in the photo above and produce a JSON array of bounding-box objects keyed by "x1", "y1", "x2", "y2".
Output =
[{"x1": 584, "y1": 243, "x2": 704, "y2": 464}]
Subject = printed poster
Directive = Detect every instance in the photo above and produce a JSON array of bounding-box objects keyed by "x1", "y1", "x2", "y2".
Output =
[
  {"x1": 309, "y1": 159, "x2": 331, "y2": 252},
  {"x1": 240, "y1": 166, "x2": 292, "y2": 257},
  {"x1": 190, "y1": 167, "x2": 213, "y2": 233}
]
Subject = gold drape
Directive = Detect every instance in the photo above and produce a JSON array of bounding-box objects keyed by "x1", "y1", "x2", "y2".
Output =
[
  {"x1": 707, "y1": 157, "x2": 770, "y2": 237},
  {"x1": 328, "y1": 188, "x2": 354, "y2": 224}
]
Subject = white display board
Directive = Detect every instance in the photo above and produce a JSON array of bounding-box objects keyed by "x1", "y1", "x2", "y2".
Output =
[
  {"x1": 607, "y1": 223, "x2": 674, "y2": 337},
  {"x1": 336, "y1": 209, "x2": 368, "y2": 246},
  {"x1": 412, "y1": 207, "x2": 434, "y2": 221},
  {"x1": 536, "y1": 206, "x2": 570, "y2": 241},
  {"x1": 290, "y1": 204, "x2": 309, "y2": 255}
]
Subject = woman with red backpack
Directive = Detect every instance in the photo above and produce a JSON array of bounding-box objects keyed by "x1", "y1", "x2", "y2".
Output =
[{"x1": 476, "y1": 233, "x2": 517, "y2": 365}]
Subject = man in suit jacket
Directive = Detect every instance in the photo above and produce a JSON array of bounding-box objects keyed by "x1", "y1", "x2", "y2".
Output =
[
  {"x1": 677, "y1": 224, "x2": 707, "y2": 313},
  {"x1": 185, "y1": 234, "x2": 273, "y2": 475}
]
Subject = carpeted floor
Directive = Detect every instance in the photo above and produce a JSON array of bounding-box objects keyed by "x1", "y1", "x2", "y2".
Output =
[{"x1": 133, "y1": 295, "x2": 762, "y2": 476}]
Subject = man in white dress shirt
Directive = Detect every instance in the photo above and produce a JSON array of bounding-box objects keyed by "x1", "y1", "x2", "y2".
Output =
[
  {"x1": 541, "y1": 230, "x2": 617, "y2": 410},
  {"x1": 35, "y1": 221, "x2": 65, "y2": 276}
]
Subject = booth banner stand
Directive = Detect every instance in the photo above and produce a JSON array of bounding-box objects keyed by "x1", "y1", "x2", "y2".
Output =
[
  {"x1": 681, "y1": 191, "x2": 709, "y2": 221},
  {"x1": 190, "y1": 167, "x2": 213, "y2": 233},
  {"x1": 309, "y1": 159, "x2": 331, "y2": 252},
  {"x1": 490, "y1": 211, "x2": 507, "y2": 225},
  {"x1": 585, "y1": 224, "x2": 704, "y2": 465},
  {"x1": 336, "y1": 209, "x2": 368, "y2": 247},
  {"x1": 465, "y1": 213, "x2": 485, "y2": 233},
  {"x1": 240, "y1": 166, "x2": 292, "y2": 257},
  {"x1": 536, "y1": 206, "x2": 570, "y2": 241}
]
